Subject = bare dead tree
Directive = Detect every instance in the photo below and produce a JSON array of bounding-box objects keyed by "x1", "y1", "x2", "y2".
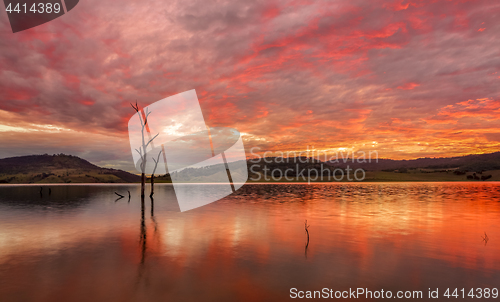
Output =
[
  {"x1": 150, "y1": 150, "x2": 163, "y2": 197},
  {"x1": 131, "y1": 101, "x2": 159, "y2": 198}
]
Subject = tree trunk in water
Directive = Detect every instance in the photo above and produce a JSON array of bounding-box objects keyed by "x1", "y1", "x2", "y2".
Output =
[
  {"x1": 141, "y1": 173, "x2": 145, "y2": 197},
  {"x1": 150, "y1": 174, "x2": 155, "y2": 197}
]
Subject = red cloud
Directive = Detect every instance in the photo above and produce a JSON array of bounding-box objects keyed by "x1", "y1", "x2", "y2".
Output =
[{"x1": 1, "y1": 0, "x2": 500, "y2": 166}]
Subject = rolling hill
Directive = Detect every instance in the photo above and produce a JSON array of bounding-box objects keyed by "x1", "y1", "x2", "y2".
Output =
[
  {"x1": 3, "y1": 151, "x2": 500, "y2": 184},
  {"x1": 326, "y1": 151, "x2": 500, "y2": 172},
  {"x1": 0, "y1": 154, "x2": 141, "y2": 184}
]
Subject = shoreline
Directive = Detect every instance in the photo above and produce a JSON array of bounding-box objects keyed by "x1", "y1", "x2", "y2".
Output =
[{"x1": 1, "y1": 180, "x2": 500, "y2": 186}]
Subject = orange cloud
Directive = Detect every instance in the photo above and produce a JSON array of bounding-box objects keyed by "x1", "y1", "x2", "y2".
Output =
[
  {"x1": 397, "y1": 82, "x2": 420, "y2": 90},
  {"x1": 1, "y1": 0, "x2": 500, "y2": 168}
]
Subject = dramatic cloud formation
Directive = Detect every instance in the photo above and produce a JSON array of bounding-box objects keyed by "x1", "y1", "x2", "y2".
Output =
[{"x1": 0, "y1": 0, "x2": 499, "y2": 170}]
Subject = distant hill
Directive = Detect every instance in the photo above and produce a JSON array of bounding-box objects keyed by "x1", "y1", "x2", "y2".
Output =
[
  {"x1": 153, "y1": 152, "x2": 500, "y2": 183},
  {"x1": 0, "y1": 154, "x2": 141, "y2": 184},
  {"x1": 239, "y1": 152, "x2": 500, "y2": 182},
  {"x1": 4, "y1": 151, "x2": 500, "y2": 184},
  {"x1": 326, "y1": 152, "x2": 500, "y2": 172},
  {"x1": 243, "y1": 152, "x2": 500, "y2": 174}
]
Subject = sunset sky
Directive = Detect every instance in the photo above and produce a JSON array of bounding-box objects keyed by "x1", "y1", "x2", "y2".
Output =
[{"x1": 1, "y1": 0, "x2": 500, "y2": 171}]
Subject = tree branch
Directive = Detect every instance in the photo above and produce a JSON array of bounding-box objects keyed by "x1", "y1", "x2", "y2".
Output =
[
  {"x1": 145, "y1": 133, "x2": 159, "y2": 148},
  {"x1": 130, "y1": 100, "x2": 139, "y2": 112},
  {"x1": 151, "y1": 150, "x2": 163, "y2": 176},
  {"x1": 144, "y1": 110, "x2": 152, "y2": 126}
]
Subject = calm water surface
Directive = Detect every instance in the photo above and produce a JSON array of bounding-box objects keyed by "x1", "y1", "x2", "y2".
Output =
[{"x1": 1, "y1": 183, "x2": 500, "y2": 301}]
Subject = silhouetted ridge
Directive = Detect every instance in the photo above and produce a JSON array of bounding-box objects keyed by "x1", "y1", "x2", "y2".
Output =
[{"x1": 0, "y1": 154, "x2": 140, "y2": 183}]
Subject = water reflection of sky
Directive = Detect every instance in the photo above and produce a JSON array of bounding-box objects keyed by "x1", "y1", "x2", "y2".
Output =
[{"x1": 0, "y1": 183, "x2": 500, "y2": 301}]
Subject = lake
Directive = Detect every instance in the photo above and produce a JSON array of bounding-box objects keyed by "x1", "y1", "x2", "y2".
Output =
[{"x1": 1, "y1": 183, "x2": 500, "y2": 301}]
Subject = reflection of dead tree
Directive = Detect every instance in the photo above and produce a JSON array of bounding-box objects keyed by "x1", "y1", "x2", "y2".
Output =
[
  {"x1": 131, "y1": 101, "x2": 159, "y2": 198},
  {"x1": 482, "y1": 232, "x2": 489, "y2": 245},
  {"x1": 135, "y1": 196, "x2": 162, "y2": 290},
  {"x1": 150, "y1": 196, "x2": 158, "y2": 233},
  {"x1": 150, "y1": 196, "x2": 154, "y2": 217},
  {"x1": 135, "y1": 197, "x2": 148, "y2": 289},
  {"x1": 150, "y1": 150, "x2": 163, "y2": 197},
  {"x1": 139, "y1": 198, "x2": 147, "y2": 265},
  {"x1": 136, "y1": 196, "x2": 161, "y2": 289}
]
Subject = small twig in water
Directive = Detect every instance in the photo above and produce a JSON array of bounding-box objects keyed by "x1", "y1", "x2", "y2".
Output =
[
  {"x1": 482, "y1": 232, "x2": 489, "y2": 243},
  {"x1": 305, "y1": 220, "x2": 310, "y2": 248}
]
